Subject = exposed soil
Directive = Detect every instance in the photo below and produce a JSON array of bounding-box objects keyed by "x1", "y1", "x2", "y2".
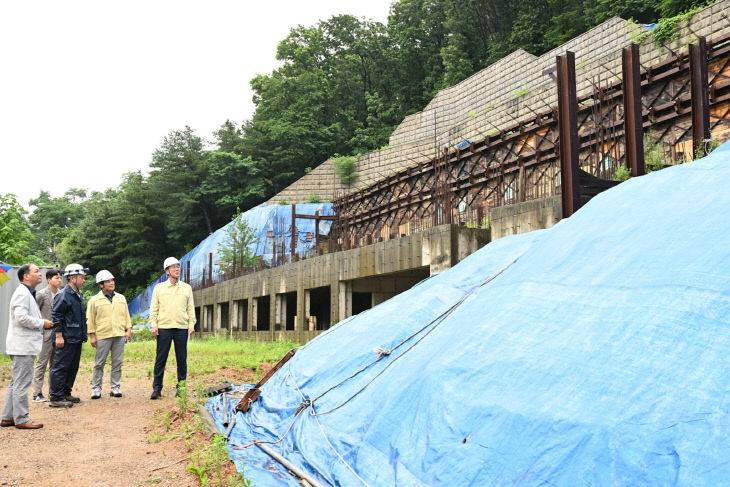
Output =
[{"x1": 0, "y1": 364, "x2": 265, "y2": 487}]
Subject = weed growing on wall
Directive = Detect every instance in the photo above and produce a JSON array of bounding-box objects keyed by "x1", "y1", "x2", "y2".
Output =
[{"x1": 331, "y1": 155, "x2": 358, "y2": 185}]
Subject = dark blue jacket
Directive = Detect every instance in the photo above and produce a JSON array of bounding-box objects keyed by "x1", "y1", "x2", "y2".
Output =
[{"x1": 52, "y1": 285, "x2": 87, "y2": 343}]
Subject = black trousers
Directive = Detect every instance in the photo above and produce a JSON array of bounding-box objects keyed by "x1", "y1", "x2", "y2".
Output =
[
  {"x1": 152, "y1": 328, "x2": 188, "y2": 392},
  {"x1": 49, "y1": 342, "x2": 82, "y2": 401}
]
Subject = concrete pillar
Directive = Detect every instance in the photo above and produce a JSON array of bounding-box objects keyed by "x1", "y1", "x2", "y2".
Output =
[
  {"x1": 275, "y1": 294, "x2": 285, "y2": 331},
  {"x1": 251, "y1": 299, "x2": 258, "y2": 331},
  {"x1": 200, "y1": 303, "x2": 207, "y2": 331},
  {"x1": 269, "y1": 291, "x2": 276, "y2": 339},
  {"x1": 330, "y1": 283, "x2": 339, "y2": 328},
  {"x1": 230, "y1": 298, "x2": 237, "y2": 334},
  {"x1": 215, "y1": 303, "x2": 221, "y2": 332},
  {"x1": 304, "y1": 289, "x2": 312, "y2": 331},
  {"x1": 338, "y1": 281, "x2": 352, "y2": 321},
  {"x1": 247, "y1": 298, "x2": 254, "y2": 331}
]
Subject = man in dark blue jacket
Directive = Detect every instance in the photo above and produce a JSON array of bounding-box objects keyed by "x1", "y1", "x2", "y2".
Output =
[{"x1": 49, "y1": 264, "x2": 88, "y2": 408}]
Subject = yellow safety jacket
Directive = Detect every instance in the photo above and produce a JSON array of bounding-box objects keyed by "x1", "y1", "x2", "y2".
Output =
[
  {"x1": 86, "y1": 291, "x2": 131, "y2": 340},
  {"x1": 149, "y1": 279, "x2": 196, "y2": 331}
]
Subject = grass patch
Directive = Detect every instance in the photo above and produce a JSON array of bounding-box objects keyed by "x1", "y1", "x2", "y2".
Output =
[
  {"x1": 64, "y1": 335, "x2": 298, "y2": 383},
  {"x1": 188, "y1": 434, "x2": 252, "y2": 487}
]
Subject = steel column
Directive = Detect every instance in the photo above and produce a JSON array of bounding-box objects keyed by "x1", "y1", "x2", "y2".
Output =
[
  {"x1": 556, "y1": 51, "x2": 581, "y2": 218},
  {"x1": 314, "y1": 210, "x2": 320, "y2": 251},
  {"x1": 622, "y1": 43, "x2": 645, "y2": 176},
  {"x1": 290, "y1": 204, "x2": 296, "y2": 260},
  {"x1": 689, "y1": 36, "x2": 710, "y2": 158}
]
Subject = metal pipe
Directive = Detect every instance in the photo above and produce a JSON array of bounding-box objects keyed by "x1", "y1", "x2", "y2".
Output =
[
  {"x1": 224, "y1": 414, "x2": 237, "y2": 439},
  {"x1": 222, "y1": 393, "x2": 229, "y2": 427},
  {"x1": 254, "y1": 441, "x2": 327, "y2": 487}
]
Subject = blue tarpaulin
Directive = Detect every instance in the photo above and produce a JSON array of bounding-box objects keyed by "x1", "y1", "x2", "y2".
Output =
[
  {"x1": 128, "y1": 203, "x2": 333, "y2": 317},
  {"x1": 207, "y1": 142, "x2": 730, "y2": 486}
]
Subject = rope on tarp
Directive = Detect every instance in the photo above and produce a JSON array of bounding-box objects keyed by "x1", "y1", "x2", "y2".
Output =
[{"x1": 307, "y1": 252, "x2": 525, "y2": 416}]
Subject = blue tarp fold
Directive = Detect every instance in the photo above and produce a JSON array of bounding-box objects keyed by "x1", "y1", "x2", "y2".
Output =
[{"x1": 208, "y1": 142, "x2": 730, "y2": 486}]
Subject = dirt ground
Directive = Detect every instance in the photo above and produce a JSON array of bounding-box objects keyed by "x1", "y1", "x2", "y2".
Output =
[{"x1": 0, "y1": 366, "x2": 262, "y2": 487}]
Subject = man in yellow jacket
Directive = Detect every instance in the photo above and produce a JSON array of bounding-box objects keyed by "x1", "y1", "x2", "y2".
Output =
[
  {"x1": 87, "y1": 270, "x2": 131, "y2": 399},
  {"x1": 149, "y1": 257, "x2": 196, "y2": 400}
]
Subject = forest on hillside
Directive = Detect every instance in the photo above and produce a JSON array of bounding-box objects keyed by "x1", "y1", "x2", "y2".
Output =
[{"x1": 0, "y1": 0, "x2": 710, "y2": 298}]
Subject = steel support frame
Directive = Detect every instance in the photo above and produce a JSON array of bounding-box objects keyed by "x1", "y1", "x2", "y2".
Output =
[
  {"x1": 332, "y1": 36, "x2": 730, "y2": 239},
  {"x1": 689, "y1": 36, "x2": 711, "y2": 158},
  {"x1": 556, "y1": 51, "x2": 581, "y2": 218},
  {"x1": 622, "y1": 43, "x2": 645, "y2": 176}
]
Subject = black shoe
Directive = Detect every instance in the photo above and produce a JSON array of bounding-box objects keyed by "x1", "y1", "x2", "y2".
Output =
[
  {"x1": 64, "y1": 394, "x2": 81, "y2": 403},
  {"x1": 150, "y1": 390, "x2": 161, "y2": 400},
  {"x1": 91, "y1": 393, "x2": 101, "y2": 400},
  {"x1": 110, "y1": 392, "x2": 123, "y2": 398},
  {"x1": 49, "y1": 400, "x2": 74, "y2": 408}
]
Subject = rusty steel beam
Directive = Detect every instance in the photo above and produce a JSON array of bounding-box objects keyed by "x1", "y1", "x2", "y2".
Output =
[
  {"x1": 622, "y1": 43, "x2": 645, "y2": 177},
  {"x1": 290, "y1": 204, "x2": 296, "y2": 259},
  {"x1": 294, "y1": 214, "x2": 336, "y2": 221},
  {"x1": 689, "y1": 36, "x2": 710, "y2": 158},
  {"x1": 556, "y1": 51, "x2": 581, "y2": 218}
]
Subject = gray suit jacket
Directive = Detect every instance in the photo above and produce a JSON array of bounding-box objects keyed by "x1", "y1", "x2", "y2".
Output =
[
  {"x1": 6, "y1": 285, "x2": 44, "y2": 355},
  {"x1": 35, "y1": 287, "x2": 57, "y2": 343},
  {"x1": 36, "y1": 287, "x2": 55, "y2": 321}
]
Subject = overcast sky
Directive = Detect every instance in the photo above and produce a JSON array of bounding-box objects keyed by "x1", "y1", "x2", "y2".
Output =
[{"x1": 0, "y1": 0, "x2": 393, "y2": 209}]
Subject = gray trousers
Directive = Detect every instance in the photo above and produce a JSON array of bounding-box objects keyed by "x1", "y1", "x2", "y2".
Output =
[
  {"x1": 91, "y1": 336, "x2": 125, "y2": 394},
  {"x1": 32, "y1": 328, "x2": 55, "y2": 396},
  {"x1": 1, "y1": 355, "x2": 35, "y2": 425}
]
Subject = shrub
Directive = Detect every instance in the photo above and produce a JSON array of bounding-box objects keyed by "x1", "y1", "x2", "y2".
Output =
[{"x1": 331, "y1": 155, "x2": 358, "y2": 185}]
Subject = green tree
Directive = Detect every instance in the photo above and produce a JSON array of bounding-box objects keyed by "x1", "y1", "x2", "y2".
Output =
[
  {"x1": 201, "y1": 151, "x2": 267, "y2": 224},
  {"x1": 242, "y1": 14, "x2": 398, "y2": 194},
  {"x1": 110, "y1": 171, "x2": 168, "y2": 288},
  {"x1": 0, "y1": 193, "x2": 32, "y2": 265},
  {"x1": 27, "y1": 188, "x2": 89, "y2": 263},
  {"x1": 58, "y1": 189, "x2": 119, "y2": 280},
  {"x1": 147, "y1": 126, "x2": 214, "y2": 254},
  {"x1": 216, "y1": 209, "x2": 260, "y2": 274}
]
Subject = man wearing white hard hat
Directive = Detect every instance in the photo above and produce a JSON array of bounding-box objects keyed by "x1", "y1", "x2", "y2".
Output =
[
  {"x1": 87, "y1": 270, "x2": 131, "y2": 399},
  {"x1": 149, "y1": 257, "x2": 196, "y2": 399},
  {"x1": 49, "y1": 264, "x2": 88, "y2": 408}
]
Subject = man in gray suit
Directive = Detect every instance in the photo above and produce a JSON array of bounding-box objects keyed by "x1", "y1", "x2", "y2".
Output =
[
  {"x1": 31, "y1": 268, "x2": 62, "y2": 402},
  {"x1": 1, "y1": 264, "x2": 54, "y2": 429}
]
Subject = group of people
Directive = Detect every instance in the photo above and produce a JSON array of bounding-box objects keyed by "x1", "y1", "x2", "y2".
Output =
[{"x1": 2, "y1": 257, "x2": 196, "y2": 429}]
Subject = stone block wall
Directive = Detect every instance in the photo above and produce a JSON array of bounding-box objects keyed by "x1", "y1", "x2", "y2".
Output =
[{"x1": 267, "y1": 0, "x2": 730, "y2": 205}]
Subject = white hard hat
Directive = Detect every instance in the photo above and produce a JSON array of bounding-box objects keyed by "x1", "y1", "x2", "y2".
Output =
[
  {"x1": 95, "y1": 270, "x2": 114, "y2": 284},
  {"x1": 64, "y1": 263, "x2": 87, "y2": 277},
  {"x1": 163, "y1": 257, "x2": 180, "y2": 270}
]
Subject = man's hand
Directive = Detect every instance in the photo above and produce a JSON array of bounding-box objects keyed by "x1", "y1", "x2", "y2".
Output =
[
  {"x1": 151, "y1": 327, "x2": 158, "y2": 338},
  {"x1": 188, "y1": 328, "x2": 194, "y2": 336},
  {"x1": 43, "y1": 320, "x2": 53, "y2": 329},
  {"x1": 55, "y1": 334, "x2": 65, "y2": 349},
  {"x1": 125, "y1": 329, "x2": 131, "y2": 340},
  {"x1": 90, "y1": 334, "x2": 97, "y2": 348}
]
